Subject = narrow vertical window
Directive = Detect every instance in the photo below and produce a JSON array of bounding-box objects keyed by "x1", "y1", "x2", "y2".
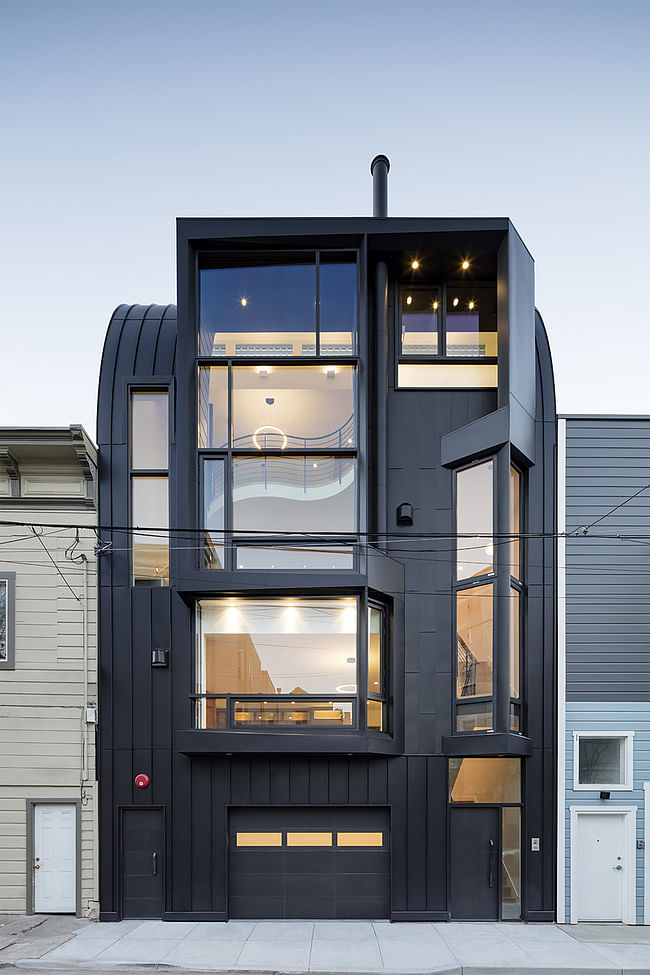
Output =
[
  {"x1": 130, "y1": 391, "x2": 169, "y2": 586},
  {"x1": 367, "y1": 605, "x2": 386, "y2": 731},
  {"x1": 0, "y1": 572, "x2": 15, "y2": 670},
  {"x1": 509, "y1": 464, "x2": 523, "y2": 731},
  {"x1": 455, "y1": 460, "x2": 494, "y2": 732}
]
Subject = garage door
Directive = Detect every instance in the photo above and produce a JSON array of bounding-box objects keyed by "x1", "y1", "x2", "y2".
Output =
[{"x1": 229, "y1": 807, "x2": 389, "y2": 919}]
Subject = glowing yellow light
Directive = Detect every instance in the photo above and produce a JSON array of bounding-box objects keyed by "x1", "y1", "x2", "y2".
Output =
[
  {"x1": 433, "y1": 300, "x2": 439, "y2": 311},
  {"x1": 240, "y1": 297, "x2": 248, "y2": 306},
  {"x1": 411, "y1": 260, "x2": 420, "y2": 270},
  {"x1": 347, "y1": 438, "x2": 353, "y2": 444},
  {"x1": 468, "y1": 301, "x2": 475, "y2": 310},
  {"x1": 312, "y1": 462, "x2": 318, "y2": 468},
  {"x1": 257, "y1": 366, "x2": 270, "y2": 377},
  {"x1": 453, "y1": 297, "x2": 459, "y2": 307},
  {"x1": 253, "y1": 425, "x2": 288, "y2": 450},
  {"x1": 325, "y1": 367, "x2": 337, "y2": 377},
  {"x1": 461, "y1": 260, "x2": 470, "y2": 270}
]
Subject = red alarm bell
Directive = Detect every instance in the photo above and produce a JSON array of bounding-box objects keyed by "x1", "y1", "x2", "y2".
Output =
[{"x1": 134, "y1": 773, "x2": 150, "y2": 789}]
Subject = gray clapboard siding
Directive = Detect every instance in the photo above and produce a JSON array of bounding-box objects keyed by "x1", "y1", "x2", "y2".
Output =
[{"x1": 565, "y1": 418, "x2": 650, "y2": 701}]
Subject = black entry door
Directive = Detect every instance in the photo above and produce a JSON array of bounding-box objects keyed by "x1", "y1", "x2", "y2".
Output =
[
  {"x1": 121, "y1": 808, "x2": 164, "y2": 919},
  {"x1": 449, "y1": 807, "x2": 499, "y2": 920}
]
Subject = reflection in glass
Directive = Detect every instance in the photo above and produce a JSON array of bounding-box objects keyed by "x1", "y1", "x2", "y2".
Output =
[
  {"x1": 132, "y1": 476, "x2": 169, "y2": 586},
  {"x1": 197, "y1": 697, "x2": 227, "y2": 729},
  {"x1": 319, "y1": 259, "x2": 357, "y2": 355},
  {"x1": 233, "y1": 456, "x2": 356, "y2": 534},
  {"x1": 510, "y1": 466, "x2": 521, "y2": 578},
  {"x1": 456, "y1": 701, "x2": 493, "y2": 733},
  {"x1": 400, "y1": 288, "x2": 439, "y2": 356},
  {"x1": 456, "y1": 584, "x2": 493, "y2": 698},
  {"x1": 199, "y1": 260, "x2": 316, "y2": 357},
  {"x1": 510, "y1": 702, "x2": 520, "y2": 732},
  {"x1": 501, "y1": 808, "x2": 521, "y2": 919},
  {"x1": 196, "y1": 597, "x2": 358, "y2": 697},
  {"x1": 203, "y1": 459, "x2": 225, "y2": 569},
  {"x1": 397, "y1": 363, "x2": 498, "y2": 388},
  {"x1": 457, "y1": 461, "x2": 493, "y2": 580},
  {"x1": 448, "y1": 757, "x2": 521, "y2": 803},
  {"x1": 232, "y1": 365, "x2": 356, "y2": 449},
  {"x1": 367, "y1": 698, "x2": 384, "y2": 731},
  {"x1": 233, "y1": 700, "x2": 353, "y2": 726},
  {"x1": 198, "y1": 367, "x2": 228, "y2": 448},
  {"x1": 510, "y1": 588, "x2": 520, "y2": 699},
  {"x1": 235, "y1": 544, "x2": 353, "y2": 570},
  {"x1": 445, "y1": 285, "x2": 497, "y2": 357},
  {"x1": 131, "y1": 391, "x2": 168, "y2": 470},
  {"x1": 578, "y1": 737, "x2": 624, "y2": 785}
]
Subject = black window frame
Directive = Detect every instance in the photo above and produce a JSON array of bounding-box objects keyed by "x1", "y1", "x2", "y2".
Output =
[{"x1": 197, "y1": 249, "x2": 361, "y2": 573}]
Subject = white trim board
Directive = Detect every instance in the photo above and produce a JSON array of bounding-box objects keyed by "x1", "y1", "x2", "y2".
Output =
[
  {"x1": 569, "y1": 805, "x2": 637, "y2": 925},
  {"x1": 556, "y1": 417, "x2": 566, "y2": 923},
  {"x1": 643, "y1": 782, "x2": 650, "y2": 924}
]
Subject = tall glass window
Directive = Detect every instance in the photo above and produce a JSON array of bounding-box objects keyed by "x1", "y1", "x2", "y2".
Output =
[
  {"x1": 455, "y1": 459, "x2": 495, "y2": 732},
  {"x1": 367, "y1": 604, "x2": 386, "y2": 731},
  {"x1": 400, "y1": 288, "x2": 439, "y2": 356},
  {"x1": 130, "y1": 390, "x2": 169, "y2": 586},
  {"x1": 509, "y1": 465, "x2": 523, "y2": 731}
]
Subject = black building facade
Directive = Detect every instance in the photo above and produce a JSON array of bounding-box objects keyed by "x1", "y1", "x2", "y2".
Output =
[{"x1": 97, "y1": 163, "x2": 557, "y2": 922}]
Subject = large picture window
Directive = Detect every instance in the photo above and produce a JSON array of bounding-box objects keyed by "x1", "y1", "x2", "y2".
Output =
[
  {"x1": 199, "y1": 252, "x2": 357, "y2": 357},
  {"x1": 194, "y1": 595, "x2": 388, "y2": 733},
  {"x1": 198, "y1": 361, "x2": 358, "y2": 570}
]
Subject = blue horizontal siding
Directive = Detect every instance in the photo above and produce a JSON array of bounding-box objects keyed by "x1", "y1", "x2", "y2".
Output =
[
  {"x1": 564, "y1": 701, "x2": 650, "y2": 924},
  {"x1": 565, "y1": 418, "x2": 650, "y2": 701}
]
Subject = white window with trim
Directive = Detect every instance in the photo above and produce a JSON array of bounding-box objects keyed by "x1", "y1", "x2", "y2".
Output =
[{"x1": 573, "y1": 731, "x2": 634, "y2": 791}]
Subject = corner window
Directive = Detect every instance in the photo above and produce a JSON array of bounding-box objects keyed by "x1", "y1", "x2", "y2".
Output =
[
  {"x1": 398, "y1": 281, "x2": 497, "y2": 388},
  {"x1": 455, "y1": 460, "x2": 495, "y2": 732},
  {"x1": 573, "y1": 732, "x2": 634, "y2": 791},
  {"x1": 194, "y1": 595, "x2": 389, "y2": 734},
  {"x1": 199, "y1": 251, "x2": 357, "y2": 357},
  {"x1": 0, "y1": 572, "x2": 15, "y2": 670},
  {"x1": 130, "y1": 390, "x2": 169, "y2": 586}
]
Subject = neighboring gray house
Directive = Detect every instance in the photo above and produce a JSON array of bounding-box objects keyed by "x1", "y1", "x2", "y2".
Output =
[
  {"x1": 0, "y1": 427, "x2": 98, "y2": 917},
  {"x1": 558, "y1": 416, "x2": 650, "y2": 924}
]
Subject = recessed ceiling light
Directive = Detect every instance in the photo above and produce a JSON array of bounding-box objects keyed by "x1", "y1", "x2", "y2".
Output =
[
  {"x1": 452, "y1": 297, "x2": 460, "y2": 307},
  {"x1": 406, "y1": 295, "x2": 413, "y2": 306},
  {"x1": 411, "y1": 260, "x2": 420, "y2": 269},
  {"x1": 468, "y1": 301, "x2": 475, "y2": 310},
  {"x1": 240, "y1": 297, "x2": 248, "y2": 306},
  {"x1": 461, "y1": 260, "x2": 470, "y2": 270},
  {"x1": 433, "y1": 300, "x2": 439, "y2": 311}
]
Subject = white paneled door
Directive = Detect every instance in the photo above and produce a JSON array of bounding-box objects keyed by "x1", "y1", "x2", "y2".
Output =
[
  {"x1": 34, "y1": 804, "x2": 76, "y2": 913},
  {"x1": 573, "y1": 810, "x2": 633, "y2": 922}
]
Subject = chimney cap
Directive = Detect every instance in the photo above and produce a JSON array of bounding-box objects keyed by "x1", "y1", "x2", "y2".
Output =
[{"x1": 370, "y1": 154, "x2": 390, "y2": 175}]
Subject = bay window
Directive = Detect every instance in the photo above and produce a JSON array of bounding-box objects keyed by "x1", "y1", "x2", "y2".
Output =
[{"x1": 194, "y1": 596, "x2": 388, "y2": 733}]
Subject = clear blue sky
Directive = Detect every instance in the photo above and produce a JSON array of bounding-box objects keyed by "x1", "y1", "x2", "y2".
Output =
[{"x1": 1, "y1": 0, "x2": 648, "y2": 436}]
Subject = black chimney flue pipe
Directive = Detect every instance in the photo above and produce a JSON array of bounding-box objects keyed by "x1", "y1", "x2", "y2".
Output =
[{"x1": 370, "y1": 154, "x2": 390, "y2": 218}]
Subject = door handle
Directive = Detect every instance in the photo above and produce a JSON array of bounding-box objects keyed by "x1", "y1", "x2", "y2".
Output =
[
  {"x1": 33, "y1": 857, "x2": 40, "y2": 871},
  {"x1": 488, "y1": 839, "x2": 495, "y2": 889},
  {"x1": 152, "y1": 852, "x2": 158, "y2": 877}
]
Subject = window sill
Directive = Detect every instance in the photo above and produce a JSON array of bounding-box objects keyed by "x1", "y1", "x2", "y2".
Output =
[{"x1": 175, "y1": 729, "x2": 401, "y2": 756}]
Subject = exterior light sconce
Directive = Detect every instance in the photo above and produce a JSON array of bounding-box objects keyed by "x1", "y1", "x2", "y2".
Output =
[
  {"x1": 599, "y1": 791, "x2": 611, "y2": 801},
  {"x1": 397, "y1": 502, "x2": 414, "y2": 526},
  {"x1": 151, "y1": 648, "x2": 169, "y2": 668}
]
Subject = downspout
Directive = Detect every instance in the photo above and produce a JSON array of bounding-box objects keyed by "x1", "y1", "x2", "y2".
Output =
[
  {"x1": 371, "y1": 155, "x2": 390, "y2": 551},
  {"x1": 81, "y1": 554, "x2": 89, "y2": 783}
]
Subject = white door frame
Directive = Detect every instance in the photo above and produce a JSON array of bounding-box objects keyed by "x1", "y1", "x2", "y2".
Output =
[
  {"x1": 570, "y1": 805, "x2": 637, "y2": 925},
  {"x1": 26, "y1": 799, "x2": 81, "y2": 916},
  {"x1": 644, "y1": 783, "x2": 649, "y2": 926}
]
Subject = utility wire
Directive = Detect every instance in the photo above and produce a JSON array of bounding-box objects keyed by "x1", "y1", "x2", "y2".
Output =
[
  {"x1": 582, "y1": 481, "x2": 650, "y2": 532},
  {"x1": 30, "y1": 528, "x2": 81, "y2": 603}
]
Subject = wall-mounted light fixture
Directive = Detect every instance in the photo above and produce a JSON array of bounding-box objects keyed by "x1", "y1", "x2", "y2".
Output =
[
  {"x1": 397, "y1": 502, "x2": 414, "y2": 526},
  {"x1": 151, "y1": 648, "x2": 169, "y2": 668}
]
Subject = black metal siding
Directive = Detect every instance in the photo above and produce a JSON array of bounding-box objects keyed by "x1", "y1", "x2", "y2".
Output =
[{"x1": 565, "y1": 417, "x2": 650, "y2": 701}]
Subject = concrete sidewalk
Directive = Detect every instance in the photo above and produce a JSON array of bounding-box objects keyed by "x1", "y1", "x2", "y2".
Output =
[{"x1": 1, "y1": 917, "x2": 649, "y2": 974}]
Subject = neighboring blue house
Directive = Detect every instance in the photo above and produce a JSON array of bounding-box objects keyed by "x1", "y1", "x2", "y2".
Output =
[{"x1": 558, "y1": 416, "x2": 650, "y2": 925}]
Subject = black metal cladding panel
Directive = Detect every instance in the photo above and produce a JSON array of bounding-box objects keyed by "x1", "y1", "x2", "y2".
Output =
[
  {"x1": 97, "y1": 303, "x2": 177, "y2": 447},
  {"x1": 565, "y1": 417, "x2": 650, "y2": 701}
]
